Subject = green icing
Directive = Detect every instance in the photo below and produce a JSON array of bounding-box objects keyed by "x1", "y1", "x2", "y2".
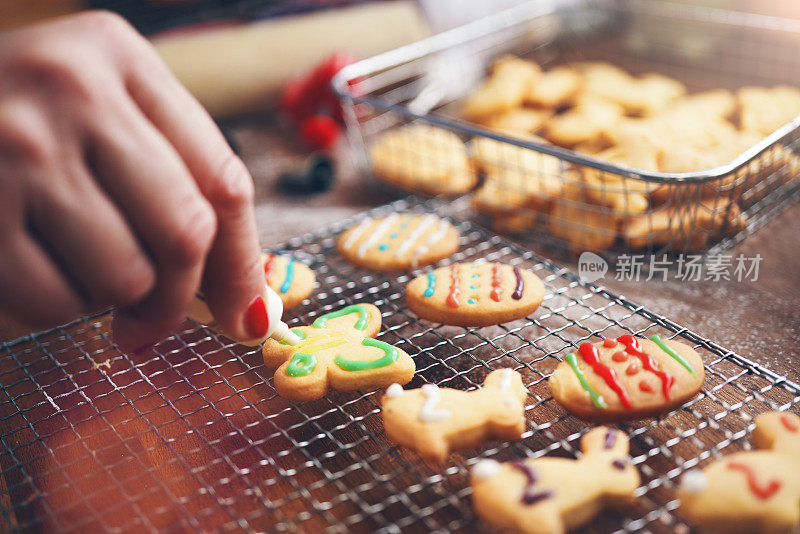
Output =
[
  {"x1": 286, "y1": 352, "x2": 317, "y2": 377},
  {"x1": 277, "y1": 328, "x2": 306, "y2": 346},
  {"x1": 565, "y1": 353, "x2": 607, "y2": 409},
  {"x1": 334, "y1": 338, "x2": 399, "y2": 371},
  {"x1": 649, "y1": 335, "x2": 696, "y2": 375},
  {"x1": 313, "y1": 305, "x2": 369, "y2": 330}
]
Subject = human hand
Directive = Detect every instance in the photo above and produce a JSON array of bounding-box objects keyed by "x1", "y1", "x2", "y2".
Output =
[{"x1": 0, "y1": 11, "x2": 269, "y2": 351}]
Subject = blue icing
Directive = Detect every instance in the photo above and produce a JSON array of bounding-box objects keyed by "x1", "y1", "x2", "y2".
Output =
[
  {"x1": 467, "y1": 298, "x2": 477, "y2": 304},
  {"x1": 470, "y1": 285, "x2": 477, "y2": 290},
  {"x1": 378, "y1": 243, "x2": 389, "y2": 251},
  {"x1": 389, "y1": 233, "x2": 398, "y2": 239}
]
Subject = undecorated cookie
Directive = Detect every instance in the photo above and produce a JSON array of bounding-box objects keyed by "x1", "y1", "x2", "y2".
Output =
[
  {"x1": 261, "y1": 303, "x2": 415, "y2": 401},
  {"x1": 470, "y1": 427, "x2": 640, "y2": 534},
  {"x1": 678, "y1": 411, "x2": 800, "y2": 533},
  {"x1": 406, "y1": 261, "x2": 545, "y2": 326},
  {"x1": 550, "y1": 335, "x2": 704, "y2": 421},
  {"x1": 381, "y1": 369, "x2": 527, "y2": 463},
  {"x1": 337, "y1": 213, "x2": 459, "y2": 271}
]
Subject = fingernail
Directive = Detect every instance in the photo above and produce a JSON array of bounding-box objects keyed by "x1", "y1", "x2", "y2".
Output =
[{"x1": 244, "y1": 295, "x2": 269, "y2": 339}]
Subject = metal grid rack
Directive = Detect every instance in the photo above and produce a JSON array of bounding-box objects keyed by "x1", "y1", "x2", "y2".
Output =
[
  {"x1": 0, "y1": 196, "x2": 798, "y2": 533},
  {"x1": 334, "y1": 0, "x2": 800, "y2": 260}
]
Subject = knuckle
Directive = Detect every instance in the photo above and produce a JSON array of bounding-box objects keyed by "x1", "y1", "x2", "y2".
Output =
[
  {"x1": 167, "y1": 199, "x2": 217, "y2": 267},
  {"x1": 0, "y1": 105, "x2": 57, "y2": 165},
  {"x1": 209, "y1": 155, "x2": 255, "y2": 213},
  {"x1": 99, "y1": 255, "x2": 157, "y2": 307},
  {"x1": 14, "y1": 49, "x2": 95, "y2": 104},
  {"x1": 76, "y1": 10, "x2": 135, "y2": 40}
]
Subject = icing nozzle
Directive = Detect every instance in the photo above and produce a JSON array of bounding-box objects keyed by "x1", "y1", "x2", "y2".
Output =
[{"x1": 271, "y1": 321, "x2": 301, "y2": 346}]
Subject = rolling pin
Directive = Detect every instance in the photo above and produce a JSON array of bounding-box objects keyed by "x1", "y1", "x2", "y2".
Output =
[{"x1": 152, "y1": 1, "x2": 429, "y2": 118}]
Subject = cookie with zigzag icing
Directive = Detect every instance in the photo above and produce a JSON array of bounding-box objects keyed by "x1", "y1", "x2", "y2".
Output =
[{"x1": 550, "y1": 335, "x2": 704, "y2": 421}]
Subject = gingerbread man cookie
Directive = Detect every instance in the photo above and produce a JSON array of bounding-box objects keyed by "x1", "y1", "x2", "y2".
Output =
[
  {"x1": 406, "y1": 262, "x2": 545, "y2": 327},
  {"x1": 382, "y1": 369, "x2": 527, "y2": 463},
  {"x1": 261, "y1": 304, "x2": 415, "y2": 401},
  {"x1": 471, "y1": 427, "x2": 640, "y2": 534},
  {"x1": 337, "y1": 214, "x2": 459, "y2": 271},
  {"x1": 678, "y1": 411, "x2": 800, "y2": 533},
  {"x1": 550, "y1": 335, "x2": 704, "y2": 421}
]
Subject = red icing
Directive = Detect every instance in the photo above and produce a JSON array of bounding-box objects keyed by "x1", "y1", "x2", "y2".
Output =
[
  {"x1": 612, "y1": 351, "x2": 628, "y2": 362},
  {"x1": 617, "y1": 335, "x2": 674, "y2": 401},
  {"x1": 639, "y1": 380, "x2": 654, "y2": 393},
  {"x1": 578, "y1": 343, "x2": 632, "y2": 409},
  {"x1": 447, "y1": 263, "x2": 461, "y2": 309},
  {"x1": 780, "y1": 414, "x2": 799, "y2": 432},
  {"x1": 727, "y1": 462, "x2": 782, "y2": 500},
  {"x1": 626, "y1": 363, "x2": 639, "y2": 375},
  {"x1": 264, "y1": 254, "x2": 275, "y2": 278},
  {"x1": 490, "y1": 263, "x2": 502, "y2": 302},
  {"x1": 603, "y1": 338, "x2": 617, "y2": 348}
]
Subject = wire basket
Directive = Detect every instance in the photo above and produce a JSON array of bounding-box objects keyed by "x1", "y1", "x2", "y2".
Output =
[
  {"x1": 333, "y1": 0, "x2": 800, "y2": 259},
  {"x1": 0, "y1": 196, "x2": 797, "y2": 533}
]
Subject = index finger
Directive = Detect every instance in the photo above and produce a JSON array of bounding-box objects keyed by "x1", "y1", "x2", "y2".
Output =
[{"x1": 122, "y1": 38, "x2": 268, "y2": 342}]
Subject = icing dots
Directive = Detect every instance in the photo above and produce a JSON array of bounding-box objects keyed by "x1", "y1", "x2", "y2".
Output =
[
  {"x1": 418, "y1": 384, "x2": 450, "y2": 422},
  {"x1": 472, "y1": 459, "x2": 501, "y2": 479},
  {"x1": 680, "y1": 469, "x2": 708, "y2": 494},
  {"x1": 385, "y1": 383, "x2": 404, "y2": 398}
]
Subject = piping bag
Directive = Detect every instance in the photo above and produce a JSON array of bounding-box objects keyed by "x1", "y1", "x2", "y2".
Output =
[{"x1": 189, "y1": 285, "x2": 300, "y2": 346}]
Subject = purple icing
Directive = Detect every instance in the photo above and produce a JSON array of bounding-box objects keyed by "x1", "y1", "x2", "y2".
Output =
[
  {"x1": 612, "y1": 458, "x2": 626, "y2": 470},
  {"x1": 511, "y1": 461, "x2": 553, "y2": 505},
  {"x1": 604, "y1": 429, "x2": 618, "y2": 450},
  {"x1": 512, "y1": 267, "x2": 524, "y2": 300},
  {"x1": 524, "y1": 490, "x2": 554, "y2": 505}
]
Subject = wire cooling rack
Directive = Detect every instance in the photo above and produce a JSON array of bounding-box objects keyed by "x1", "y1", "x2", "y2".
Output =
[{"x1": 0, "y1": 196, "x2": 798, "y2": 533}]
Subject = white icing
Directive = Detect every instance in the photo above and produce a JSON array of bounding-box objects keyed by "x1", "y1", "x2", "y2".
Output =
[
  {"x1": 385, "y1": 383, "x2": 404, "y2": 398},
  {"x1": 410, "y1": 219, "x2": 450, "y2": 268},
  {"x1": 503, "y1": 396, "x2": 516, "y2": 409},
  {"x1": 394, "y1": 215, "x2": 436, "y2": 259},
  {"x1": 472, "y1": 459, "x2": 501, "y2": 479},
  {"x1": 499, "y1": 369, "x2": 513, "y2": 391},
  {"x1": 357, "y1": 213, "x2": 399, "y2": 257},
  {"x1": 680, "y1": 469, "x2": 708, "y2": 494},
  {"x1": 418, "y1": 383, "x2": 450, "y2": 423},
  {"x1": 343, "y1": 217, "x2": 373, "y2": 250}
]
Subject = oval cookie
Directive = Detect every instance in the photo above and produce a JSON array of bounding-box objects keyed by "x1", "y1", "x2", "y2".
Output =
[
  {"x1": 406, "y1": 262, "x2": 545, "y2": 326},
  {"x1": 263, "y1": 253, "x2": 315, "y2": 310},
  {"x1": 338, "y1": 214, "x2": 459, "y2": 271},
  {"x1": 550, "y1": 335, "x2": 704, "y2": 421}
]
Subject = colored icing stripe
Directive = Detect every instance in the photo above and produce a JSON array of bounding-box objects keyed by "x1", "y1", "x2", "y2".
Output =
[
  {"x1": 264, "y1": 254, "x2": 275, "y2": 278},
  {"x1": 333, "y1": 338, "x2": 399, "y2": 371},
  {"x1": 394, "y1": 215, "x2": 436, "y2": 258},
  {"x1": 490, "y1": 263, "x2": 502, "y2": 302},
  {"x1": 579, "y1": 343, "x2": 633, "y2": 410},
  {"x1": 411, "y1": 219, "x2": 450, "y2": 268},
  {"x1": 781, "y1": 414, "x2": 799, "y2": 432},
  {"x1": 286, "y1": 352, "x2": 317, "y2": 377},
  {"x1": 604, "y1": 429, "x2": 617, "y2": 450},
  {"x1": 313, "y1": 305, "x2": 370, "y2": 330},
  {"x1": 446, "y1": 263, "x2": 461, "y2": 309},
  {"x1": 424, "y1": 271, "x2": 436, "y2": 298},
  {"x1": 342, "y1": 217, "x2": 372, "y2": 249},
  {"x1": 565, "y1": 353, "x2": 607, "y2": 409},
  {"x1": 612, "y1": 459, "x2": 626, "y2": 470},
  {"x1": 727, "y1": 462, "x2": 782, "y2": 500},
  {"x1": 277, "y1": 328, "x2": 306, "y2": 345},
  {"x1": 512, "y1": 267, "x2": 524, "y2": 300},
  {"x1": 280, "y1": 259, "x2": 295, "y2": 293},
  {"x1": 617, "y1": 335, "x2": 674, "y2": 401},
  {"x1": 357, "y1": 213, "x2": 399, "y2": 257},
  {"x1": 297, "y1": 331, "x2": 350, "y2": 354},
  {"x1": 511, "y1": 461, "x2": 553, "y2": 505},
  {"x1": 649, "y1": 334, "x2": 696, "y2": 376}
]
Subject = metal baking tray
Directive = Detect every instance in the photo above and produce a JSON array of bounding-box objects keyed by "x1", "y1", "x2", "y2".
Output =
[
  {"x1": 334, "y1": 0, "x2": 800, "y2": 258},
  {"x1": 0, "y1": 196, "x2": 797, "y2": 532}
]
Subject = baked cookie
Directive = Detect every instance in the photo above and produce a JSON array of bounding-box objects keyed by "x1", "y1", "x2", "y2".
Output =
[
  {"x1": 580, "y1": 145, "x2": 658, "y2": 215},
  {"x1": 738, "y1": 85, "x2": 800, "y2": 137},
  {"x1": 544, "y1": 95, "x2": 624, "y2": 147},
  {"x1": 382, "y1": 369, "x2": 527, "y2": 463},
  {"x1": 550, "y1": 334, "x2": 704, "y2": 421},
  {"x1": 623, "y1": 73, "x2": 686, "y2": 116},
  {"x1": 471, "y1": 135, "x2": 565, "y2": 213},
  {"x1": 406, "y1": 262, "x2": 545, "y2": 327},
  {"x1": 623, "y1": 200, "x2": 746, "y2": 250},
  {"x1": 370, "y1": 124, "x2": 477, "y2": 195},
  {"x1": 678, "y1": 411, "x2": 800, "y2": 533},
  {"x1": 337, "y1": 213, "x2": 459, "y2": 271},
  {"x1": 491, "y1": 211, "x2": 540, "y2": 234},
  {"x1": 462, "y1": 56, "x2": 541, "y2": 120},
  {"x1": 525, "y1": 66, "x2": 582, "y2": 108},
  {"x1": 471, "y1": 426, "x2": 640, "y2": 534},
  {"x1": 262, "y1": 253, "x2": 315, "y2": 310},
  {"x1": 261, "y1": 303, "x2": 415, "y2": 401},
  {"x1": 547, "y1": 182, "x2": 622, "y2": 253},
  {"x1": 479, "y1": 108, "x2": 553, "y2": 135}
]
